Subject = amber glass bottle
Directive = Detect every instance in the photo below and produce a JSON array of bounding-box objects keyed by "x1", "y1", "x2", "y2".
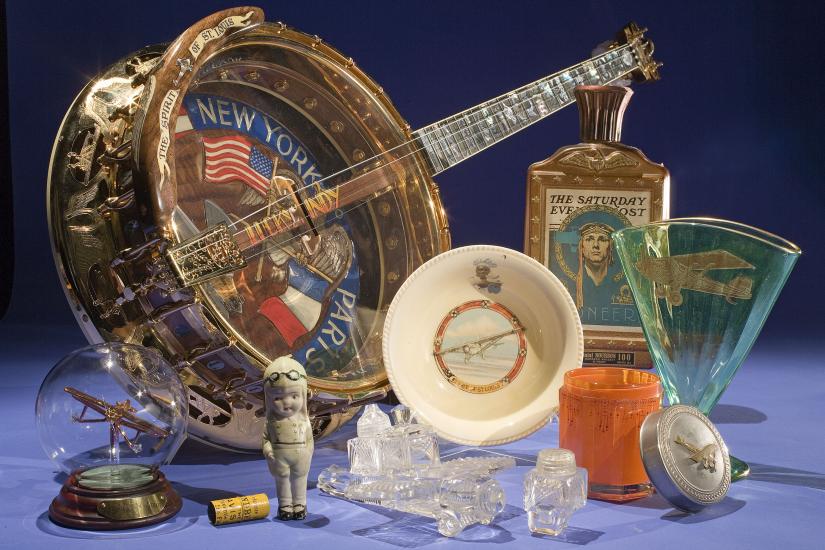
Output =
[
  {"x1": 558, "y1": 368, "x2": 661, "y2": 501},
  {"x1": 525, "y1": 85, "x2": 669, "y2": 368}
]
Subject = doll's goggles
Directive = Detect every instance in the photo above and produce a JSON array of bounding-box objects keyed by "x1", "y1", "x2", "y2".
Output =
[{"x1": 265, "y1": 370, "x2": 307, "y2": 386}]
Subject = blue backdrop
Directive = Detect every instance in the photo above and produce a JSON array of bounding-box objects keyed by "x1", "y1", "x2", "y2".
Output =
[{"x1": 5, "y1": 0, "x2": 823, "y2": 340}]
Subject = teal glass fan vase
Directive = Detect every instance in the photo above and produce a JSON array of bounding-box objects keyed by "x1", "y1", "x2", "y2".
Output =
[{"x1": 613, "y1": 218, "x2": 800, "y2": 481}]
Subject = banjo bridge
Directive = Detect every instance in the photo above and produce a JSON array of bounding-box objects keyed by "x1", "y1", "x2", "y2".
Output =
[{"x1": 167, "y1": 223, "x2": 246, "y2": 286}]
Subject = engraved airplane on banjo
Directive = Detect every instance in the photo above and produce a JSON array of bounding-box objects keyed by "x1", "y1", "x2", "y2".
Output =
[
  {"x1": 674, "y1": 434, "x2": 718, "y2": 473},
  {"x1": 435, "y1": 327, "x2": 525, "y2": 364},
  {"x1": 65, "y1": 386, "x2": 171, "y2": 454},
  {"x1": 635, "y1": 247, "x2": 754, "y2": 308}
]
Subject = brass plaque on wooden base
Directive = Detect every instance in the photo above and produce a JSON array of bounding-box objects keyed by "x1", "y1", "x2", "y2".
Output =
[{"x1": 49, "y1": 468, "x2": 181, "y2": 530}]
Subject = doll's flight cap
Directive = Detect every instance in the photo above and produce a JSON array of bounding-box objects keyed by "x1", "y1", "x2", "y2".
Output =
[{"x1": 263, "y1": 356, "x2": 307, "y2": 387}]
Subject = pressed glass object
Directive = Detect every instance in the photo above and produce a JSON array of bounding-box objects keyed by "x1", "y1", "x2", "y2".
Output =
[
  {"x1": 524, "y1": 449, "x2": 587, "y2": 536},
  {"x1": 319, "y1": 405, "x2": 513, "y2": 537},
  {"x1": 389, "y1": 405, "x2": 440, "y2": 469},
  {"x1": 348, "y1": 404, "x2": 393, "y2": 474},
  {"x1": 559, "y1": 368, "x2": 661, "y2": 501},
  {"x1": 347, "y1": 404, "x2": 439, "y2": 474},
  {"x1": 318, "y1": 459, "x2": 510, "y2": 537},
  {"x1": 613, "y1": 218, "x2": 801, "y2": 480}
]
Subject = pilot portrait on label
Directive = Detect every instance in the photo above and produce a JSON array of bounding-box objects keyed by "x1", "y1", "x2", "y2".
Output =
[
  {"x1": 576, "y1": 222, "x2": 615, "y2": 310},
  {"x1": 552, "y1": 206, "x2": 638, "y2": 326}
]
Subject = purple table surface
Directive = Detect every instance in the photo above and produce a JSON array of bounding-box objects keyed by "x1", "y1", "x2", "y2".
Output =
[{"x1": 0, "y1": 323, "x2": 822, "y2": 549}]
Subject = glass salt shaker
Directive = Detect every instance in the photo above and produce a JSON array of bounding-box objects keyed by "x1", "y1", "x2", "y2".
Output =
[
  {"x1": 348, "y1": 404, "x2": 392, "y2": 474},
  {"x1": 524, "y1": 448, "x2": 587, "y2": 536},
  {"x1": 389, "y1": 404, "x2": 439, "y2": 468}
]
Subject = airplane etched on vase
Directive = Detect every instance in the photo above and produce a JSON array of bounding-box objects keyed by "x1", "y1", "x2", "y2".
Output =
[{"x1": 635, "y1": 247, "x2": 754, "y2": 308}]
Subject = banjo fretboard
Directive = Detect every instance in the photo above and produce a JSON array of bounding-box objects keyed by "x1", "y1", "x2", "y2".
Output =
[{"x1": 413, "y1": 44, "x2": 639, "y2": 175}]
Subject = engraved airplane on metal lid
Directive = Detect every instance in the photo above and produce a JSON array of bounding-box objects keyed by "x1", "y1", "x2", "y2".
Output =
[
  {"x1": 674, "y1": 434, "x2": 718, "y2": 473},
  {"x1": 635, "y1": 246, "x2": 754, "y2": 308}
]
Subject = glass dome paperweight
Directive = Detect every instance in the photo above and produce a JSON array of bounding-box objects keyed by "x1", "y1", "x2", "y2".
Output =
[
  {"x1": 613, "y1": 218, "x2": 800, "y2": 481},
  {"x1": 36, "y1": 343, "x2": 188, "y2": 529}
]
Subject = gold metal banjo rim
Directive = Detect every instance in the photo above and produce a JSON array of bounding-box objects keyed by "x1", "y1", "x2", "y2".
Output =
[
  {"x1": 47, "y1": 18, "x2": 451, "y2": 399},
  {"x1": 178, "y1": 21, "x2": 450, "y2": 395}
]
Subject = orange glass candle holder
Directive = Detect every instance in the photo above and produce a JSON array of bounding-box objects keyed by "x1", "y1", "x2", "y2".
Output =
[{"x1": 559, "y1": 368, "x2": 661, "y2": 502}]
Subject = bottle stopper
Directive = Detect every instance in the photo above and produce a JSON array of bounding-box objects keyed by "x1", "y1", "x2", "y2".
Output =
[{"x1": 357, "y1": 404, "x2": 391, "y2": 437}]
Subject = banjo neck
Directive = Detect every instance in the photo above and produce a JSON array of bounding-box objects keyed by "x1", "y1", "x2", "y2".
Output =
[
  {"x1": 167, "y1": 23, "x2": 660, "y2": 288},
  {"x1": 414, "y1": 42, "x2": 645, "y2": 176}
]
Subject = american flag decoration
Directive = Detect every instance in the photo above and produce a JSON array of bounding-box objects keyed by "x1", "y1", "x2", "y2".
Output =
[{"x1": 202, "y1": 135, "x2": 273, "y2": 195}]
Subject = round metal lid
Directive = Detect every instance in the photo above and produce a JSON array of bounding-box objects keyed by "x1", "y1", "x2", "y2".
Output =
[{"x1": 640, "y1": 405, "x2": 731, "y2": 512}]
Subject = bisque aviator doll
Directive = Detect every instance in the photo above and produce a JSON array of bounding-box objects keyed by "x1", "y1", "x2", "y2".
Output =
[{"x1": 262, "y1": 357, "x2": 314, "y2": 520}]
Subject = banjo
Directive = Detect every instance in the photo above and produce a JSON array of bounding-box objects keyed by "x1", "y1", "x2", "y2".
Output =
[{"x1": 48, "y1": 7, "x2": 659, "y2": 451}]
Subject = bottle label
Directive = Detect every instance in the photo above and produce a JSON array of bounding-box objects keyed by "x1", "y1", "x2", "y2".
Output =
[
  {"x1": 208, "y1": 493, "x2": 270, "y2": 525},
  {"x1": 543, "y1": 187, "x2": 651, "y2": 331},
  {"x1": 583, "y1": 351, "x2": 635, "y2": 366}
]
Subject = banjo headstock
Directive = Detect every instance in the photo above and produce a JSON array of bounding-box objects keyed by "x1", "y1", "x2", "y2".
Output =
[{"x1": 616, "y1": 22, "x2": 662, "y2": 82}]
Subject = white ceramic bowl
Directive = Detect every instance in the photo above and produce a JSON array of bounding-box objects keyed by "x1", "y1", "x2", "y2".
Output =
[{"x1": 383, "y1": 245, "x2": 583, "y2": 446}]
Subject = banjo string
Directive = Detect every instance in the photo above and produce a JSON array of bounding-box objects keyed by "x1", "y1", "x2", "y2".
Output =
[
  {"x1": 224, "y1": 45, "x2": 628, "y2": 232},
  {"x1": 170, "y1": 78, "x2": 584, "y2": 263},
  {"x1": 172, "y1": 46, "x2": 634, "y2": 262}
]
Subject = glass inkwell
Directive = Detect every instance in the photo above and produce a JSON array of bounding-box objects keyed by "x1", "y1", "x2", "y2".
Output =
[
  {"x1": 36, "y1": 343, "x2": 188, "y2": 529},
  {"x1": 524, "y1": 449, "x2": 587, "y2": 536}
]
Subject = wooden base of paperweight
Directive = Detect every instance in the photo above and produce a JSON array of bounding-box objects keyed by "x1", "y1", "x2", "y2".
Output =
[{"x1": 49, "y1": 468, "x2": 181, "y2": 530}]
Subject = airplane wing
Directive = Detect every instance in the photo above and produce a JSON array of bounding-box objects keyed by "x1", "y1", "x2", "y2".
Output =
[
  {"x1": 686, "y1": 274, "x2": 729, "y2": 295},
  {"x1": 675, "y1": 434, "x2": 699, "y2": 454},
  {"x1": 477, "y1": 333, "x2": 507, "y2": 348},
  {"x1": 690, "y1": 444, "x2": 717, "y2": 468},
  {"x1": 64, "y1": 386, "x2": 109, "y2": 415},
  {"x1": 479, "y1": 328, "x2": 522, "y2": 345},
  {"x1": 436, "y1": 342, "x2": 468, "y2": 356},
  {"x1": 672, "y1": 250, "x2": 754, "y2": 271},
  {"x1": 119, "y1": 412, "x2": 171, "y2": 439},
  {"x1": 435, "y1": 328, "x2": 521, "y2": 356},
  {"x1": 478, "y1": 338, "x2": 505, "y2": 354},
  {"x1": 684, "y1": 272, "x2": 753, "y2": 301},
  {"x1": 690, "y1": 444, "x2": 715, "y2": 459}
]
